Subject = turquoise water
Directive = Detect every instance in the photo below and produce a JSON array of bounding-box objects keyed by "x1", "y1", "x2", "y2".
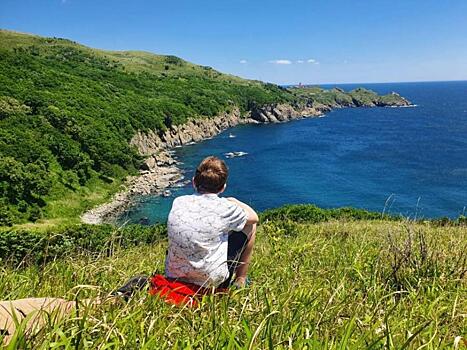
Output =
[{"x1": 119, "y1": 81, "x2": 467, "y2": 224}]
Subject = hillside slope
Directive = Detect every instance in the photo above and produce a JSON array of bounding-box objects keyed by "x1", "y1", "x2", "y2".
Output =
[
  {"x1": 0, "y1": 30, "x2": 410, "y2": 226},
  {"x1": 1, "y1": 205, "x2": 465, "y2": 348}
]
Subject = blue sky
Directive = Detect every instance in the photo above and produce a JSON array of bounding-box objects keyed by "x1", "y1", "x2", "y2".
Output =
[{"x1": 1, "y1": 0, "x2": 467, "y2": 84}]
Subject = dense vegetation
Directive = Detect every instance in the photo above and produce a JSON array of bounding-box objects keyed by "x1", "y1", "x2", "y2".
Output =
[
  {"x1": 260, "y1": 204, "x2": 399, "y2": 223},
  {"x1": 0, "y1": 30, "x2": 409, "y2": 226},
  {"x1": 0, "y1": 205, "x2": 397, "y2": 268},
  {"x1": 1, "y1": 205, "x2": 465, "y2": 348}
]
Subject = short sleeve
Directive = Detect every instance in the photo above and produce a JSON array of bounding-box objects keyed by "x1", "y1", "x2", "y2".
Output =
[{"x1": 225, "y1": 202, "x2": 248, "y2": 232}]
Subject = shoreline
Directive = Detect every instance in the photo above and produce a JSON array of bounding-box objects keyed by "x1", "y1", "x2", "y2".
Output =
[
  {"x1": 81, "y1": 104, "x2": 326, "y2": 224},
  {"x1": 80, "y1": 149, "x2": 184, "y2": 225}
]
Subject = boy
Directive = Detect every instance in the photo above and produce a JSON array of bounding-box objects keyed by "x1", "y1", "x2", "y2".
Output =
[{"x1": 165, "y1": 156, "x2": 258, "y2": 288}]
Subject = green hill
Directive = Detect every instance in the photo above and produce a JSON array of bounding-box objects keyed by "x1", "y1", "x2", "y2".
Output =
[
  {"x1": 0, "y1": 30, "x2": 291, "y2": 226},
  {"x1": 0, "y1": 30, "x2": 409, "y2": 226}
]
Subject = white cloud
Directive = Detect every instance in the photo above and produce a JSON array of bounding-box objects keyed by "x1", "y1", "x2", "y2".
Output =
[
  {"x1": 296, "y1": 60, "x2": 304, "y2": 64},
  {"x1": 239, "y1": 59, "x2": 247, "y2": 64},
  {"x1": 307, "y1": 58, "x2": 319, "y2": 64},
  {"x1": 269, "y1": 59, "x2": 292, "y2": 65}
]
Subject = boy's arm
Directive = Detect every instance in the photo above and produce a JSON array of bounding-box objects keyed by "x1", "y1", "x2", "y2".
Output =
[{"x1": 227, "y1": 197, "x2": 259, "y2": 225}]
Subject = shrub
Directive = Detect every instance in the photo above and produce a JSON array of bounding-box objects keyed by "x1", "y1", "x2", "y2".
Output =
[
  {"x1": 165, "y1": 55, "x2": 183, "y2": 66},
  {"x1": 431, "y1": 215, "x2": 467, "y2": 227},
  {"x1": 261, "y1": 220, "x2": 302, "y2": 240},
  {"x1": 260, "y1": 204, "x2": 395, "y2": 223}
]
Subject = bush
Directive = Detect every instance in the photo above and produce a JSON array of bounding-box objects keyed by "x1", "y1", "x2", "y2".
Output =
[
  {"x1": 0, "y1": 223, "x2": 166, "y2": 267},
  {"x1": 431, "y1": 215, "x2": 467, "y2": 227},
  {"x1": 261, "y1": 220, "x2": 302, "y2": 240},
  {"x1": 260, "y1": 204, "x2": 395, "y2": 223}
]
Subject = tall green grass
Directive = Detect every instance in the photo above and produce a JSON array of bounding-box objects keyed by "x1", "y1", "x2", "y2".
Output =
[{"x1": 1, "y1": 218, "x2": 465, "y2": 349}]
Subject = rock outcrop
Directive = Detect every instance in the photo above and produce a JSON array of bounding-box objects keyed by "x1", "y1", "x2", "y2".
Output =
[
  {"x1": 380, "y1": 92, "x2": 412, "y2": 107},
  {"x1": 130, "y1": 108, "x2": 251, "y2": 155},
  {"x1": 249, "y1": 103, "x2": 329, "y2": 123}
]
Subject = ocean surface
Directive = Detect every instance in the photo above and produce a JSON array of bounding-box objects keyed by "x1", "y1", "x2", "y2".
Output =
[{"x1": 119, "y1": 81, "x2": 467, "y2": 225}]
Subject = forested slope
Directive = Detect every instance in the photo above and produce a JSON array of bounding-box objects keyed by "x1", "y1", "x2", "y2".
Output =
[{"x1": 0, "y1": 30, "x2": 291, "y2": 225}]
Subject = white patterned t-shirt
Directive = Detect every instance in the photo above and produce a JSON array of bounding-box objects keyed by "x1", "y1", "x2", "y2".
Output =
[{"x1": 165, "y1": 193, "x2": 248, "y2": 287}]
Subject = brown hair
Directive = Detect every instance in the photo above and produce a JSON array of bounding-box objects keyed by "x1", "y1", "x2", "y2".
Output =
[{"x1": 193, "y1": 156, "x2": 228, "y2": 194}]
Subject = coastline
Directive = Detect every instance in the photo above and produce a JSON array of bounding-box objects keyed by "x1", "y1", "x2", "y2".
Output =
[
  {"x1": 80, "y1": 149, "x2": 184, "y2": 225},
  {"x1": 81, "y1": 98, "x2": 411, "y2": 224}
]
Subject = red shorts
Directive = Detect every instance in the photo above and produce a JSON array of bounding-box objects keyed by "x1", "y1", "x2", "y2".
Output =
[{"x1": 149, "y1": 275, "x2": 229, "y2": 307}]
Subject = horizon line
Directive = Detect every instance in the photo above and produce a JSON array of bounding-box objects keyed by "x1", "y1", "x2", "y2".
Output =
[{"x1": 279, "y1": 79, "x2": 467, "y2": 87}]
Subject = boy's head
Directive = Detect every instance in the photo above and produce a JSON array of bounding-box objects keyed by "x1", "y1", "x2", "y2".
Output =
[{"x1": 193, "y1": 156, "x2": 228, "y2": 194}]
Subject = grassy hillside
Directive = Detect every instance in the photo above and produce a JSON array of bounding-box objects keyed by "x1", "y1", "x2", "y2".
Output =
[{"x1": 1, "y1": 205, "x2": 465, "y2": 348}]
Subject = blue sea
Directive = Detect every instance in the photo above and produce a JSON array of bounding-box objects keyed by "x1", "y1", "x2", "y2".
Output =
[{"x1": 119, "y1": 81, "x2": 467, "y2": 225}]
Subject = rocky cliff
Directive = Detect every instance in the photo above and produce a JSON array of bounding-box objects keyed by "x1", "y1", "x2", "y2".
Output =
[
  {"x1": 82, "y1": 92, "x2": 411, "y2": 224},
  {"x1": 130, "y1": 104, "x2": 328, "y2": 157}
]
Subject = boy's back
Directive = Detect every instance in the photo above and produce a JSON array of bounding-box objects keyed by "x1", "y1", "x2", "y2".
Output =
[{"x1": 165, "y1": 193, "x2": 247, "y2": 287}]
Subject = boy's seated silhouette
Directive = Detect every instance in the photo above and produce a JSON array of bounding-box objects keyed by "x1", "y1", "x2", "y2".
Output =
[{"x1": 164, "y1": 156, "x2": 258, "y2": 289}]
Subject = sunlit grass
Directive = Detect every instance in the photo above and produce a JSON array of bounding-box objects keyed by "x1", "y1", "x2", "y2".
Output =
[{"x1": 1, "y1": 220, "x2": 466, "y2": 348}]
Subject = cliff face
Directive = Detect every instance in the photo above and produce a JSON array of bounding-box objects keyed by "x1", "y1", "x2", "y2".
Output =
[
  {"x1": 131, "y1": 108, "x2": 246, "y2": 155},
  {"x1": 249, "y1": 103, "x2": 330, "y2": 123},
  {"x1": 130, "y1": 103, "x2": 328, "y2": 158}
]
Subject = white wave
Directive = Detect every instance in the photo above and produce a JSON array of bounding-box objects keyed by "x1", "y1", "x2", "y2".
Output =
[
  {"x1": 224, "y1": 151, "x2": 248, "y2": 159},
  {"x1": 388, "y1": 104, "x2": 418, "y2": 108}
]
